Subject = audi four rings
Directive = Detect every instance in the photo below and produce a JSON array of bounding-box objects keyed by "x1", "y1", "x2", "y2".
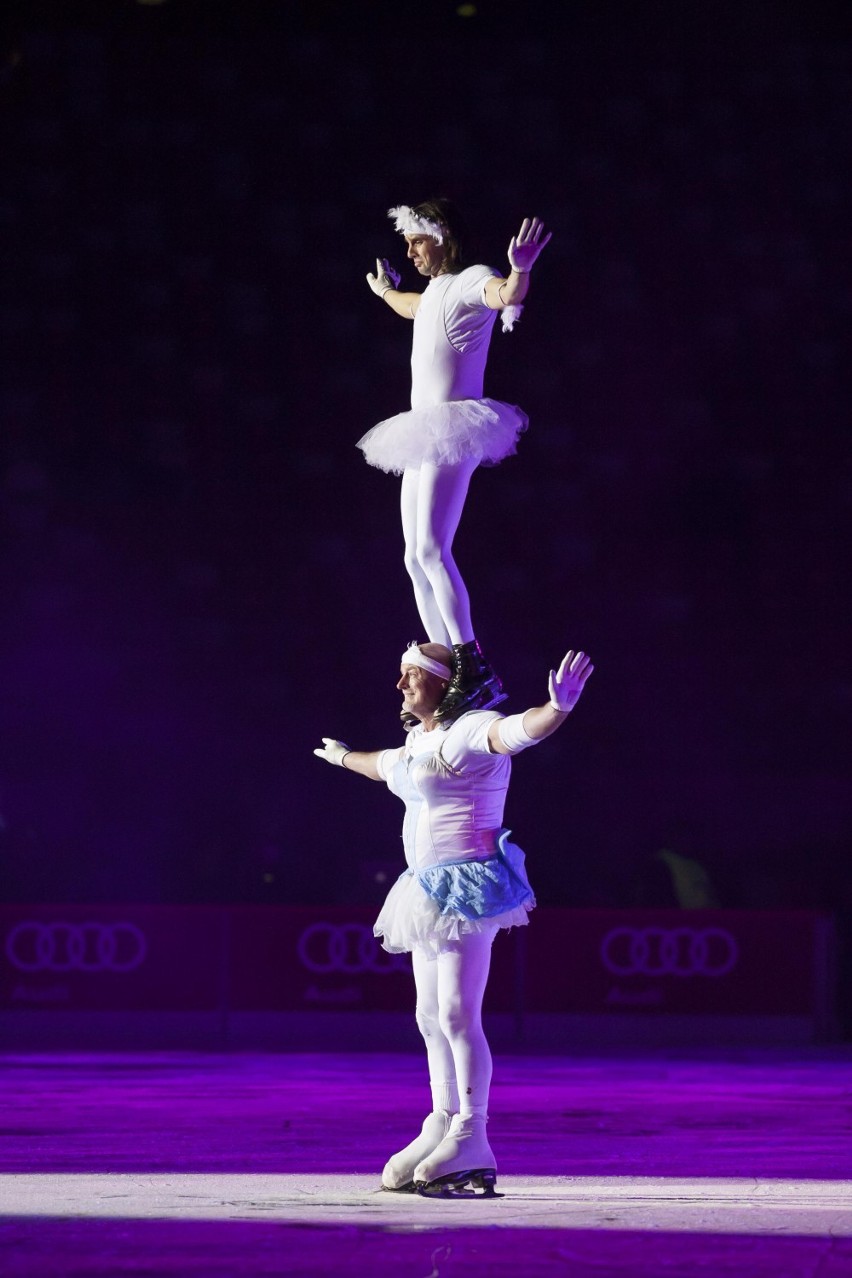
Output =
[
  {"x1": 4, "y1": 921, "x2": 740, "y2": 980},
  {"x1": 5, "y1": 921, "x2": 148, "y2": 973},
  {"x1": 599, "y1": 926, "x2": 739, "y2": 977},
  {"x1": 4, "y1": 920, "x2": 407, "y2": 977},
  {"x1": 297, "y1": 922, "x2": 409, "y2": 974}
]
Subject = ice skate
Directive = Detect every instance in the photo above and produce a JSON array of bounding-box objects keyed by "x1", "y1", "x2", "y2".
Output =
[
  {"x1": 434, "y1": 641, "x2": 507, "y2": 721},
  {"x1": 412, "y1": 1114, "x2": 501, "y2": 1198},
  {"x1": 381, "y1": 1109, "x2": 453, "y2": 1192}
]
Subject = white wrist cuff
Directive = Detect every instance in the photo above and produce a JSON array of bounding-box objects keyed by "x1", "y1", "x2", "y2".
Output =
[
  {"x1": 510, "y1": 265, "x2": 531, "y2": 274},
  {"x1": 497, "y1": 713, "x2": 537, "y2": 754}
]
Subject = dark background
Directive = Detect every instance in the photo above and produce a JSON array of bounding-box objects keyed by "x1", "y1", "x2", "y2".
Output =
[{"x1": 0, "y1": 1, "x2": 848, "y2": 939}]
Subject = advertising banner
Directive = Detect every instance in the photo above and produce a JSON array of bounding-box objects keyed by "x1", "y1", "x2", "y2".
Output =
[
  {"x1": 1, "y1": 904, "x2": 224, "y2": 1011},
  {"x1": 0, "y1": 905, "x2": 833, "y2": 1020},
  {"x1": 523, "y1": 909, "x2": 830, "y2": 1015}
]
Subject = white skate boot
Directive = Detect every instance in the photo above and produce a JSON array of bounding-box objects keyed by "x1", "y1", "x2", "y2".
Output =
[
  {"x1": 412, "y1": 1114, "x2": 500, "y2": 1197},
  {"x1": 381, "y1": 1109, "x2": 453, "y2": 1192}
]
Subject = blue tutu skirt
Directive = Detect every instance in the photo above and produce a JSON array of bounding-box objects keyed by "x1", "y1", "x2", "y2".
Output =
[
  {"x1": 357, "y1": 398, "x2": 528, "y2": 475},
  {"x1": 373, "y1": 830, "x2": 536, "y2": 958}
]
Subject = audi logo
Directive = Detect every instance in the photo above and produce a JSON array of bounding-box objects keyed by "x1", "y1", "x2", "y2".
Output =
[
  {"x1": 600, "y1": 927, "x2": 739, "y2": 978},
  {"x1": 5, "y1": 922, "x2": 148, "y2": 973},
  {"x1": 297, "y1": 923, "x2": 409, "y2": 975}
]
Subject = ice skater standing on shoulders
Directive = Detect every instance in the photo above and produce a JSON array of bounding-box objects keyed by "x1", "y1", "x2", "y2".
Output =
[{"x1": 359, "y1": 199, "x2": 551, "y2": 722}]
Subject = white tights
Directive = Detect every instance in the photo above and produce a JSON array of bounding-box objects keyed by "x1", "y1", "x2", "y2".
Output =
[
  {"x1": 400, "y1": 460, "x2": 478, "y2": 648},
  {"x1": 413, "y1": 929, "x2": 495, "y2": 1120}
]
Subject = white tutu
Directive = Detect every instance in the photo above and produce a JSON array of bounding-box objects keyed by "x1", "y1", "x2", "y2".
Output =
[
  {"x1": 374, "y1": 867, "x2": 534, "y2": 959},
  {"x1": 357, "y1": 398, "x2": 528, "y2": 475}
]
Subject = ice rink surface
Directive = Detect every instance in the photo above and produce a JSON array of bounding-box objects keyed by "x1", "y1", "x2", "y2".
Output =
[{"x1": 2, "y1": 1049, "x2": 851, "y2": 1275}]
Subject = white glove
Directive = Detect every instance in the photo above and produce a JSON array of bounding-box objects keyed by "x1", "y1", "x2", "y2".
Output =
[
  {"x1": 366, "y1": 257, "x2": 402, "y2": 298},
  {"x1": 313, "y1": 738, "x2": 352, "y2": 767},
  {"x1": 548, "y1": 650, "x2": 594, "y2": 713},
  {"x1": 507, "y1": 216, "x2": 552, "y2": 274}
]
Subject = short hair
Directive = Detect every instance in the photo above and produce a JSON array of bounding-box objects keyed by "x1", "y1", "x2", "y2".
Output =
[{"x1": 411, "y1": 198, "x2": 468, "y2": 274}]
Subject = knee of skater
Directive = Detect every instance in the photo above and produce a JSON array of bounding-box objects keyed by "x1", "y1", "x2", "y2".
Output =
[
  {"x1": 403, "y1": 547, "x2": 427, "y2": 581},
  {"x1": 415, "y1": 1006, "x2": 441, "y2": 1040},
  {"x1": 414, "y1": 536, "x2": 450, "y2": 575},
  {"x1": 438, "y1": 1003, "x2": 478, "y2": 1042}
]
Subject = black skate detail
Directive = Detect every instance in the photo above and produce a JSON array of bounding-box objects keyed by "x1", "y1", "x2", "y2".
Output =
[
  {"x1": 438, "y1": 683, "x2": 507, "y2": 722},
  {"x1": 380, "y1": 1180, "x2": 418, "y2": 1194},
  {"x1": 470, "y1": 683, "x2": 508, "y2": 713},
  {"x1": 434, "y1": 640, "x2": 505, "y2": 722},
  {"x1": 415, "y1": 1168, "x2": 502, "y2": 1199}
]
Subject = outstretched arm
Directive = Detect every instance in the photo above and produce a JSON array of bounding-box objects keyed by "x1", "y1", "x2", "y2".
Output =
[
  {"x1": 366, "y1": 258, "x2": 421, "y2": 320},
  {"x1": 483, "y1": 216, "x2": 552, "y2": 312},
  {"x1": 487, "y1": 650, "x2": 593, "y2": 755},
  {"x1": 312, "y1": 738, "x2": 391, "y2": 781}
]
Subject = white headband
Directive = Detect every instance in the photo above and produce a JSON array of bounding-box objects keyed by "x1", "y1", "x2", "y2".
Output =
[
  {"x1": 400, "y1": 643, "x2": 452, "y2": 680},
  {"x1": 388, "y1": 205, "x2": 445, "y2": 245}
]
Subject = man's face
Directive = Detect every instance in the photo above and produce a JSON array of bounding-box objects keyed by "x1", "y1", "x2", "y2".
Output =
[
  {"x1": 405, "y1": 234, "x2": 446, "y2": 277},
  {"x1": 397, "y1": 663, "x2": 445, "y2": 719}
]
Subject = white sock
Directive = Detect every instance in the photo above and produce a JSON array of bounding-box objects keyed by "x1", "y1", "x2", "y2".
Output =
[{"x1": 430, "y1": 1080, "x2": 459, "y2": 1114}]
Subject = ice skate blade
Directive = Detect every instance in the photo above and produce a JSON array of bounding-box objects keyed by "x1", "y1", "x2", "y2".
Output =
[
  {"x1": 414, "y1": 1169, "x2": 502, "y2": 1199},
  {"x1": 380, "y1": 1180, "x2": 418, "y2": 1194},
  {"x1": 435, "y1": 687, "x2": 507, "y2": 721}
]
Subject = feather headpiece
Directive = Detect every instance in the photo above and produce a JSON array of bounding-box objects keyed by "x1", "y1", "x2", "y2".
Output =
[{"x1": 387, "y1": 205, "x2": 445, "y2": 244}]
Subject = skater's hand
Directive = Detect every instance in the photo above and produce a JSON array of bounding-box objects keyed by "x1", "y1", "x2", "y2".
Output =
[
  {"x1": 548, "y1": 650, "x2": 593, "y2": 713},
  {"x1": 313, "y1": 738, "x2": 352, "y2": 767},
  {"x1": 366, "y1": 258, "x2": 402, "y2": 297},
  {"x1": 507, "y1": 217, "x2": 552, "y2": 274}
]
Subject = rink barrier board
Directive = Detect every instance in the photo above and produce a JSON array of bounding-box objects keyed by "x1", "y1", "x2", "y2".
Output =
[{"x1": 0, "y1": 906, "x2": 836, "y2": 1037}]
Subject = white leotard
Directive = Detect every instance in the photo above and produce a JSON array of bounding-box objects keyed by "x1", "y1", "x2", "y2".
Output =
[
  {"x1": 377, "y1": 711, "x2": 510, "y2": 870},
  {"x1": 410, "y1": 266, "x2": 499, "y2": 409}
]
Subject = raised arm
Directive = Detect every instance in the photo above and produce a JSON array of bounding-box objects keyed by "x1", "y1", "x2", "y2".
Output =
[
  {"x1": 487, "y1": 650, "x2": 593, "y2": 755},
  {"x1": 483, "y1": 216, "x2": 552, "y2": 312},
  {"x1": 366, "y1": 257, "x2": 421, "y2": 320},
  {"x1": 313, "y1": 737, "x2": 395, "y2": 782}
]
